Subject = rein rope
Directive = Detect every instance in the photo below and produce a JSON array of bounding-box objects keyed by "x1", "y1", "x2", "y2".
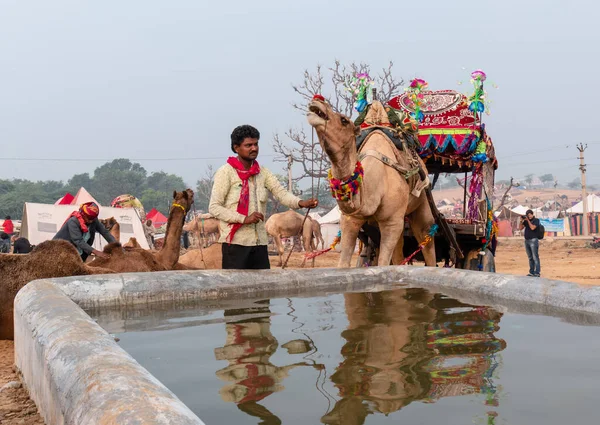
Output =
[{"x1": 401, "y1": 224, "x2": 438, "y2": 265}]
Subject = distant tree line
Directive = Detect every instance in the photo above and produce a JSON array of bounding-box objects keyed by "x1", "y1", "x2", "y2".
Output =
[
  {"x1": 0, "y1": 159, "x2": 187, "y2": 220},
  {"x1": 0, "y1": 158, "x2": 338, "y2": 220}
]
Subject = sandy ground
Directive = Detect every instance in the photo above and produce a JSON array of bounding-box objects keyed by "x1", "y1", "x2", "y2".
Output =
[
  {"x1": 0, "y1": 341, "x2": 43, "y2": 424},
  {"x1": 2, "y1": 238, "x2": 597, "y2": 423}
]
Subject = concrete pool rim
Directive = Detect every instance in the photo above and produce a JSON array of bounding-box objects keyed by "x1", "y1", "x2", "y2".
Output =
[{"x1": 14, "y1": 266, "x2": 600, "y2": 424}]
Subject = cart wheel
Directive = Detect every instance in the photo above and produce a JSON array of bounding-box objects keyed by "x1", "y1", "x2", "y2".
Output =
[
  {"x1": 462, "y1": 248, "x2": 495, "y2": 272},
  {"x1": 356, "y1": 240, "x2": 377, "y2": 267}
]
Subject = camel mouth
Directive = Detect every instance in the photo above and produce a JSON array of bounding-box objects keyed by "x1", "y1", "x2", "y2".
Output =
[{"x1": 307, "y1": 101, "x2": 328, "y2": 121}]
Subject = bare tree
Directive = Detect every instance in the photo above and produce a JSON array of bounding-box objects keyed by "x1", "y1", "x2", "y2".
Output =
[
  {"x1": 273, "y1": 61, "x2": 404, "y2": 184},
  {"x1": 195, "y1": 165, "x2": 216, "y2": 212},
  {"x1": 495, "y1": 177, "x2": 520, "y2": 211}
]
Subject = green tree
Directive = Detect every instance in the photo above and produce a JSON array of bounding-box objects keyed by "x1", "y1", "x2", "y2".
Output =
[
  {"x1": 66, "y1": 173, "x2": 93, "y2": 193},
  {"x1": 91, "y1": 159, "x2": 147, "y2": 204},
  {"x1": 146, "y1": 171, "x2": 187, "y2": 192},
  {"x1": 524, "y1": 174, "x2": 534, "y2": 186},
  {"x1": 139, "y1": 189, "x2": 170, "y2": 215},
  {"x1": 568, "y1": 178, "x2": 580, "y2": 189}
]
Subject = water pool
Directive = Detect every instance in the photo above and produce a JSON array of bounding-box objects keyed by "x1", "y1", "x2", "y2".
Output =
[{"x1": 110, "y1": 288, "x2": 600, "y2": 425}]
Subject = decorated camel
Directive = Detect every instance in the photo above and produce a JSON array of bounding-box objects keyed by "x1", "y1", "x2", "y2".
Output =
[
  {"x1": 0, "y1": 240, "x2": 114, "y2": 339},
  {"x1": 265, "y1": 210, "x2": 316, "y2": 267},
  {"x1": 307, "y1": 97, "x2": 436, "y2": 267},
  {"x1": 89, "y1": 189, "x2": 195, "y2": 272}
]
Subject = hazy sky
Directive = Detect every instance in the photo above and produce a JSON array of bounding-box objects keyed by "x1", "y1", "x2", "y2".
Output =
[{"x1": 1, "y1": 0, "x2": 598, "y2": 189}]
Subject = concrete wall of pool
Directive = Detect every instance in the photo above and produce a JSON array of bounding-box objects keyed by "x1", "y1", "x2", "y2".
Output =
[{"x1": 14, "y1": 266, "x2": 600, "y2": 424}]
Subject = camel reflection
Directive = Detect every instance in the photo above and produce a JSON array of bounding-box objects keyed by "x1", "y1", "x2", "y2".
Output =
[
  {"x1": 214, "y1": 301, "x2": 316, "y2": 425},
  {"x1": 322, "y1": 289, "x2": 506, "y2": 425}
]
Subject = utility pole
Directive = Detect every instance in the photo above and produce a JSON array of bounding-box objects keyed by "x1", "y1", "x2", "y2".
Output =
[
  {"x1": 577, "y1": 143, "x2": 589, "y2": 236},
  {"x1": 287, "y1": 154, "x2": 293, "y2": 192}
]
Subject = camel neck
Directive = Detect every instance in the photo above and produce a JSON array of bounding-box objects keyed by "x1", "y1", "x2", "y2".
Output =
[
  {"x1": 329, "y1": 146, "x2": 358, "y2": 180},
  {"x1": 156, "y1": 205, "x2": 185, "y2": 268}
]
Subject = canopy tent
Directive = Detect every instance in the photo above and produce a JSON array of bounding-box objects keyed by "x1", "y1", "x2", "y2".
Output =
[
  {"x1": 55, "y1": 187, "x2": 100, "y2": 206},
  {"x1": 55, "y1": 192, "x2": 74, "y2": 205},
  {"x1": 316, "y1": 206, "x2": 341, "y2": 251},
  {"x1": 317, "y1": 206, "x2": 341, "y2": 224},
  {"x1": 566, "y1": 194, "x2": 600, "y2": 214},
  {"x1": 146, "y1": 208, "x2": 168, "y2": 228},
  {"x1": 20, "y1": 202, "x2": 149, "y2": 249}
]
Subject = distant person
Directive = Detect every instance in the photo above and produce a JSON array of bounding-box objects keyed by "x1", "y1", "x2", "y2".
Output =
[
  {"x1": 0, "y1": 232, "x2": 10, "y2": 253},
  {"x1": 53, "y1": 202, "x2": 115, "y2": 261},
  {"x1": 2, "y1": 215, "x2": 14, "y2": 236},
  {"x1": 209, "y1": 124, "x2": 318, "y2": 269},
  {"x1": 143, "y1": 219, "x2": 155, "y2": 249},
  {"x1": 13, "y1": 237, "x2": 33, "y2": 254},
  {"x1": 519, "y1": 209, "x2": 541, "y2": 277}
]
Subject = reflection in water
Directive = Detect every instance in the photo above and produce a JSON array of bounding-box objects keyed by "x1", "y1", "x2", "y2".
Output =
[
  {"x1": 322, "y1": 289, "x2": 506, "y2": 425},
  {"x1": 213, "y1": 290, "x2": 506, "y2": 425},
  {"x1": 214, "y1": 300, "x2": 319, "y2": 425}
]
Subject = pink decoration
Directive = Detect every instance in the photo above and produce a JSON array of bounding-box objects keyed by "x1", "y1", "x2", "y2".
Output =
[{"x1": 471, "y1": 70, "x2": 487, "y2": 81}]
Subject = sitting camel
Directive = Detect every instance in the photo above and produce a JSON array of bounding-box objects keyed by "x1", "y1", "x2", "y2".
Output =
[
  {"x1": 307, "y1": 98, "x2": 436, "y2": 267},
  {"x1": 0, "y1": 240, "x2": 114, "y2": 340},
  {"x1": 265, "y1": 210, "x2": 315, "y2": 267},
  {"x1": 178, "y1": 243, "x2": 222, "y2": 269},
  {"x1": 89, "y1": 189, "x2": 196, "y2": 272}
]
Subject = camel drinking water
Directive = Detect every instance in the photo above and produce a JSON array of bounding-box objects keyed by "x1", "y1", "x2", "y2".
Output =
[{"x1": 307, "y1": 98, "x2": 436, "y2": 268}]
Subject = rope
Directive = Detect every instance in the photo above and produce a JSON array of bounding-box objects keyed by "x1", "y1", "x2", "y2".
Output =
[
  {"x1": 401, "y1": 224, "x2": 438, "y2": 265},
  {"x1": 303, "y1": 231, "x2": 341, "y2": 260},
  {"x1": 191, "y1": 204, "x2": 207, "y2": 269}
]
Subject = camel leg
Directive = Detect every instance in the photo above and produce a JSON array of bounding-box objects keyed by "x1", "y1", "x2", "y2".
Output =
[
  {"x1": 274, "y1": 235, "x2": 285, "y2": 267},
  {"x1": 409, "y1": 200, "x2": 437, "y2": 267},
  {"x1": 377, "y1": 219, "x2": 405, "y2": 266},
  {"x1": 338, "y1": 215, "x2": 365, "y2": 268},
  {"x1": 391, "y1": 233, "x2": 405, "y2": 265}
]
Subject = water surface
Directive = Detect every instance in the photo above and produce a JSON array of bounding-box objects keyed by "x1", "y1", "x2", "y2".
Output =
[{"x1": 114, "y1": 288, "x2": 600, "y2": 425}]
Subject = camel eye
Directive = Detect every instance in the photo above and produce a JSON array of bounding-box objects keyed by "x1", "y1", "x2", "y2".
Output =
[{"x1": 341, "y1": 116, "x2": 350, "y2": 125}]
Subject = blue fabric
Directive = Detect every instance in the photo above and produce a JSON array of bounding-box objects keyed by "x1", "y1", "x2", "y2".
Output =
[{"x1": 524, "y1": 238, "x2": 541, "y2": 275}]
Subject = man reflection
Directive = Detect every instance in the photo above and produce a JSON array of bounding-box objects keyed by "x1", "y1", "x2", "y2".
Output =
[
  {"x1": 214, "y1": 301, "x2": 316, "y2": 425},
  {"x1": 322, "y1": 290, "x2": 506, "y2": 424}
]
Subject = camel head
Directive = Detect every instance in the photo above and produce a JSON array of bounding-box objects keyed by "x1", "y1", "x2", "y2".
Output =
[
  {"x1": 307, "y1": 96, "x2": 360, "y2": 176},
  {"x1": 100, "y1": 217, "x2": 117, "y2": 231},
  {"x1": 171, "y1": 189, "x2": 195, "y2": 213}
]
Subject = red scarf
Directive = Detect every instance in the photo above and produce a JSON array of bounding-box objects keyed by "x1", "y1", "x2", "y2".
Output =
[
  {"x1": 226, "y1": 156, "x2": 260, "y2": 243},
  {"x1": 64, "y1": 210, "x2": 90, "y2": 233}
]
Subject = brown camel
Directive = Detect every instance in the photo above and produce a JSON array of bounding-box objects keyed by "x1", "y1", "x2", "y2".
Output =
[
  {"x1": 179, "y1": 243, "x2": 222, "y2": 269},
  {"x1": 183, "y1": 215, "x2": 220, "y2": 247},
  {"x1": 311, "y1": 219, "x2": 325, "y2": 250},
  {"x1": 89, "y1": 189, "x2": 195, "y2": 272},
  {"x1": 0, "y1": 240, "x2": 114, "y2": 340},
  {"x1": 265, "y1": 210, "x2": 315, "y2": 267},
  {"x1": 307, "y1": 98, "x2": 436, "y2": 267},
  {"x1": 100, "y1": 217, "x2": 120, "y2": 242}
]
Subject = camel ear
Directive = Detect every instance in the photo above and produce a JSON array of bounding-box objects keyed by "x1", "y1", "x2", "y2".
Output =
[
  {"x1": 182, "y1": 191, "x2": 189, "y2": 200},
  {"x1": 172, "y1": 190, "x2": 177, "y2": 199},
  {"x1": 354, "y1": 125, "x2": 361, "y2": 136}
]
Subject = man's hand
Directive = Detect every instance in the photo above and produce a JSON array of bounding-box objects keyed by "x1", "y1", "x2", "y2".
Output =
[
  {"x1": 243, "y1": 212, "x2": 264, "y2": 224},
  {"x1": 92, "y1": 249, "x2": 110, "y2": 259},
  {"x1": 299, "y1": 199, "x2": 319, "y2": 209}
]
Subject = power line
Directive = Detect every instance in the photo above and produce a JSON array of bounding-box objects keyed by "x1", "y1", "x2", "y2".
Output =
[{"x1": 0, "y1": 155, "x2": 278, "y2": 162}]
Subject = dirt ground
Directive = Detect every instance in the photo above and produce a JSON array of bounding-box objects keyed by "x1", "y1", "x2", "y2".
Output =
[
  {"x1": 2, "y1": 238, "x2": 597, "y2": 424},
  {"x1": 0, "y1": 341, "x2": 43, "y2": 424}
]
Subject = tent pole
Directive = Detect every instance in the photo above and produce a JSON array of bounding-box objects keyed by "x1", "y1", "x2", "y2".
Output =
[{"x1": 462, "y1": 172, "x2": 467, "y2": 218}]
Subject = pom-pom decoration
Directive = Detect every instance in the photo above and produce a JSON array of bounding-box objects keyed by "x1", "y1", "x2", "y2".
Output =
[
  {"x1": 471, "y1": 139, "x2": 488, "y2": 163},
  {"x1": 468, "y1": 69, "x2": 487, "y2": 115},
  {"x1": 328, "y1": 161, "x2": 364, "y2": 201},
  {"x1": 345, "y1": 73, "x2": 375, "y2": 113},
  {"x1": 312, "y1": 94, "x2": 326, "y2": 102},
  {"x1": 405, "y1": 78, "x2": 429, "y2": 123}
]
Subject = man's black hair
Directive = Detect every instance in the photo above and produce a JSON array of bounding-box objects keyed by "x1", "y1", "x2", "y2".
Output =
[
  {"x1": 526, "y1": 209, "x2": 534, "y2": 215},
  {"x1": 231, "y1": 125, "x2": 260, "y2": 153},
  {"x1": 14, "y1": 237, "x2": 33, "y2": 254},
  {"x1": 0, "y1": 232, "x2": 8, "y2": 240},
  {"x1": 4, "y1": 215, "x2": 10, "y2": 220}
]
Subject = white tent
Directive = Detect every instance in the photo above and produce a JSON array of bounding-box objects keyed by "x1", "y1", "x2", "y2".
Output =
[
  {"x1": 20, "y1": 202, "x2": 150, "y2": 249},
  {"x1": 316, "y1": 206, "x2": 341, "y2": 251},
  {"x1": 566, "y1": 194, "x2": 600, "y2": 214}
]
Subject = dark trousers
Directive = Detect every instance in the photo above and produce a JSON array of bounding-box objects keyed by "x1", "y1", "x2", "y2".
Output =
[{"x1": 221, "y1": 244, "x2": 270, "y2": 270}]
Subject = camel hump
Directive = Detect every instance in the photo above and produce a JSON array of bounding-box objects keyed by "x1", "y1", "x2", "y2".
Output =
[
  {"x1": 32, "y1": 240, "x2": 78, "y2": 255},
  {"x1": 103, "y1": 242, "x2": 124, "y2": 255}
]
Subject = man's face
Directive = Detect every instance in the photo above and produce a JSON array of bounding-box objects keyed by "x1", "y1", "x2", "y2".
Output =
[
  {"x1": 527, "y1": 212, "x2": 534, "y2": 219},
  {"x1": 234, "y1": 138, "x2": 259, "y2": 162}
]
